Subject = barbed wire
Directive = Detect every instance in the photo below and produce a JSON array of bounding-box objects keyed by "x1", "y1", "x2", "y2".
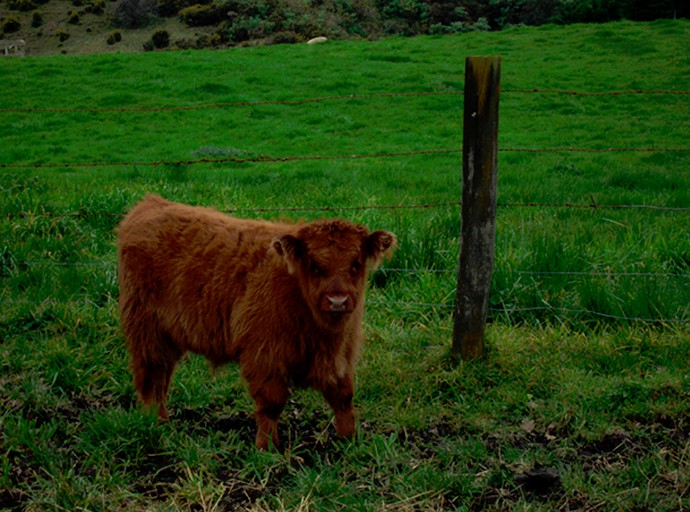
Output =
[
  {"x1": 498, "y1": 202, "x2": 689, "y2": 211},
  {"x1": 2, "y1": 294, "x2": 684, "y2": 325},
  {"x1": 2, "y1": 146, "x2": 689, "y2": 171},
  {"x1": 367, "y1": 301, "x2": 687, "y2": 324},
  {"x1": 2, "y1": 199, "x2": 688, "y2": 220},
  {"x1": 12, "y1": 259, "x2": 689, "y2": 281},
  {"x1": 2, "y1": 87, "x2": 688, "y2": 328},
  {"x1": 0, "y1": 149, "x2": 461, "y2": 170},
  {"x1": 487, "y1": 306, "x2": 687, "y2": 324},
  {"x1": 502, "y1": 147, "x2": 690, "y2": 154},
  {"x1": 506, "y1": 88, "x2": 690, "y2": 97},
  {"x1": 382, "y1": 268, "x2": 690, "y2": 278},
  {"x1": 1, "y1": 88, "x2": 688, "y2": 114},
  {"x1": 0, "y1": 201, "x2": 461, "y2": 220},
  {"x1": 6, "y1": 265, "x2": 684, "y2": 325},
  {"x1": 0, "y1": 91, "x2": 461, "y2": 113}
]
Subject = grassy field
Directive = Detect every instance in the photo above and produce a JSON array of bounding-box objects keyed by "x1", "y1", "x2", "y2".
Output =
[{"x1": 1, "y1": 20, "x2": 689, "y2": 510}]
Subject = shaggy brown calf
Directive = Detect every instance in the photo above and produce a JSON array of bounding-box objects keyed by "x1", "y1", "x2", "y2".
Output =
[{"x1": 117, "y1": 195, "x2": 396, "y2": 450}]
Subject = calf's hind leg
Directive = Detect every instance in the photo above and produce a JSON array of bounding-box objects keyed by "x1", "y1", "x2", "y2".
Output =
[
  {"x1": 133, "y1": 356, "x2": 181, "y2": 419},
  {"x1": 127, "y1": 324, "x2": 183, "y2": 420}
]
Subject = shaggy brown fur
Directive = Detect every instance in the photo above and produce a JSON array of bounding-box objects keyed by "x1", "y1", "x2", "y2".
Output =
[{"x1": 117, "y1": 195, "x2": 396, "y2": 450}]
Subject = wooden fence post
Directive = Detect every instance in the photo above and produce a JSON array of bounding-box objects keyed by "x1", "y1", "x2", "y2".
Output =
[{"x1": 452, "y1": 56, "x2": 501, "y2": 363}]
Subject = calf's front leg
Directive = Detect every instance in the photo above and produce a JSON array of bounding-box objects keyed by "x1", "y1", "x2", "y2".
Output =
[
  {"x1": 248, "y1": 377, "x2": 290, "y2": 451},
  {"x1": 322, "y1": 374, "x2": 357, "y2": 439}
]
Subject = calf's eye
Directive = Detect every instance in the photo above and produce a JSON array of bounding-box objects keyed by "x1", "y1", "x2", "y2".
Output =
[
  {"x1": 309, "y1": 261, "x2": 324, "y2": 277},
  {"x1": 350, "y1": 261, "x2": 363, "y2": 275}
]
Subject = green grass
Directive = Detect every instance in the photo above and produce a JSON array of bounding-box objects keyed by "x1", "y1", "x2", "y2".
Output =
[{"x1": 1, "y1": 20, "x2": 690, "y2": 510}]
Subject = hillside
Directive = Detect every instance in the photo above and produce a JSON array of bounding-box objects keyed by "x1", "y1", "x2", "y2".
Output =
[
  {"x1": 0, "y1": 0, "x2": 223, "y2": 56},
  {"x1": 1, "y1": 0, "x2": 687, "y2": 57}
]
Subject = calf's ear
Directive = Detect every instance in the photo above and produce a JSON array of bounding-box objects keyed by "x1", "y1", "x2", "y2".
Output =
[
  {"x1": 365, "y1": 230, "x2": 397, "y2": 269},
  {"x1": 272, "y1": 235, "x2": 303, "y2": 275}
]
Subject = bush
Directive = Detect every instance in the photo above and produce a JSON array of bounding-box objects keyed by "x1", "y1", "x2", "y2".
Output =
[
  {"x1": 30, "y1": 10, "x2": 43, "y2": 26},
  {"x1": 428, "y1": 3, "x2": 468, "y2": 26},
  {"x1": 112, "y1": 0, "x2": 158, "y2": 28},
  {"x1": 8, "y1": 0, "x2": 36, "y2": 11},
  {"x1": 173, "y1": 37, "x2": 195, "y2": 48},
  {"x1": 381, "y1": 0, "x2": 430, "y2": 35},
  {"x1": 337, "y1": 0, "x2": 383, "y2": 37},
  {"x1": 179, "y1": 2, "x2": 227, "y2": 26},
  {"x1": 56, "y1": 29, "x2": 70, "y2": 41},
  {"x1": 84, "y1": 0, "x2": 106, "y2": 14},
  {"x1": 472, "y1": 16, "x2": 490, "y2": 31},
  {"x1": 106, "y1": 30, "x2": 122, "y2": 43},
  {"x1": 483, "y1": 0, "x2": 688, "y2": 27},
  {"x1": 68, "y1": 10, "x2": 81, "y2": 24},
  {"x1": 428, "y1": 22, "x2": 453, "y2": 34},
  {"x1": 270, "y1": 30, "x2": 304, "y2": 44},
  {"x1": 2, "y1": 15, "x2": 21, "y2": 32},
  {"x1": 150, "y1": 29, "x2": 170, "y2": 47},
  {"x1": 207, "y1": 32, "x2": 223, "y2": 45},
  {"x1": 156, "y1": 0, "x2": 194, "y2": 17},
  {"x1": 195, "y1": 31, "x2": 224, "y2": 46},
  {"x1": 157, "y1": 0, "x2": 212, "y2": 17},
  {"x1": 228, "y1": 15, "x2": 275, "y2": 42}
]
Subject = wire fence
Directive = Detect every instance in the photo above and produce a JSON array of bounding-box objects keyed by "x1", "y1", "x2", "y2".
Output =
[
  {"x1": 2, "y1": 87, "x2": 689, "y2": 326},
  {"x1": 2, "y1": 88, "x2": 688, "y2": 171},
  {"x1": 2, "y1": 88, "x2": 688, "y2": 113},
  {"x1": 3, "y1": 146, "x2": 690, "y2": 171},
  {"x1": 3, "y1": 200, "x2": 689, "y2": 220}
]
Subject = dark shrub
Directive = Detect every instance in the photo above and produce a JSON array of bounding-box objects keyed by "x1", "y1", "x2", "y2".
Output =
[
  {"x1": 9, "y1": 0, "x2": 36, "y2": 11},
  {"x1": 228, "y1": 15, "x2": 275, "y2": 42},
  {"x1": 179, "y1": 2, "x2": 227, "y2": 26},
  {"x1": 31, "y1": 10, "x2": 43, "y2": 26},
  {"x1": 107, "y1": 30, "x2": 122, "y2": 43},
  {"x1": 2, "y1": 15, "x2": 21, "y2": 32},
  {"x1": 68, "y1": 10, "x2": 81, "y2": 24},
  {"x1": 270, "y1": 30, "x2": 304, "y2": 44},
  {"x1": 380, "y1": 0, "x2": 430, "y2": 35},
  {"x1": 194, "y1": 31, "x2": 223, "y2": 47},
  {"x1": 173, "y1": 37, "x2": 195, "y2": 48},
  {"x1": 156, "y1": 0, "x2": 190, "y2": 16},
  {"x1": 56, "y1": 29, "x2": 70, "y2": 41},
  {"x1": 428, "y1": 2, "x2": 468, "y2": 26},
  {"x1": 113, "y1": 0, "x2": 157, "y2": 28},
  {"x1": 151, "y1": 29, "x2": 170, "y2": 47},
  {"x1": 84, "y1": 0, "x2": 106, "y2": 14}
]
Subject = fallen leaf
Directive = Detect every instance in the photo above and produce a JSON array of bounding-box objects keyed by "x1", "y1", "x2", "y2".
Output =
[{"x1": 521, "y1": 418, "x2": 536, "y2": 434}]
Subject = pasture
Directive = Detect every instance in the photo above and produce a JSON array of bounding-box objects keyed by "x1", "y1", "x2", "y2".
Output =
[{"x1": 1, "y1": 20, "x2": 689, "y2": 510}]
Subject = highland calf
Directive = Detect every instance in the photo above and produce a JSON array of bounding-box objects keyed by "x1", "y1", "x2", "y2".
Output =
[{"x1": 117, "y1": 195, "x2": 396, "y2": 450}]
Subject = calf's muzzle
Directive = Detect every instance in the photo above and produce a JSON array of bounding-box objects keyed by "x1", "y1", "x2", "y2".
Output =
[{"x1": 320, "y1": 293, "x2": 354, "y2": 313}]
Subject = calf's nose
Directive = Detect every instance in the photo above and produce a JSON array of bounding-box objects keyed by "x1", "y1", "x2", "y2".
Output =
[
  {"x1": 328, "y1": 295, "x2": 349, "y2": 311},
  {"x1": 321, "y1": 293, "x2": 353, "y2": 312}
]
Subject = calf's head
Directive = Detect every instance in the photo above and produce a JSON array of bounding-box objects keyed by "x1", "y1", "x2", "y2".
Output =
[{"x1": 272, "y1": 220, "x2": 396, "y2": 325}]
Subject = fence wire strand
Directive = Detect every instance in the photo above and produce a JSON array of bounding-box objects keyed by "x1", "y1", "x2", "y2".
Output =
[
  {"x1": 2, "y1": 88, "x2": 688, "y2": 113},
  {"x1": 14, "y1": 260, "x2": 690, "y2": 281},
  {"x1": 3, "y1": 200, "x2": 688, "y2": 220},
  {"x1": 2, "y1": 295, "x2": 684, "y2": 325},
  {"x1": 2, "y1": 146, "x2": 690, "y2": 171}
]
